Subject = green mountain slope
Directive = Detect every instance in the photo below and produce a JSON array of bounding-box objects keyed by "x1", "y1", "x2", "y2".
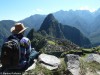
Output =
[{"x1": 0, "y1": 20, "x2": 15, "y2": 48}]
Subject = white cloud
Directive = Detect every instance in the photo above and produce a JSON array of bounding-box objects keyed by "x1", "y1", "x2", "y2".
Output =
[
  {"x1": 36, "y1": 8, "x2": 44, "y2": 12},
  {"x1": 79, "y1": 6, "x2": 96, "y2": 12},
  {"x1": 33, "y1": 8, "x2": 48, "y2": 14}
]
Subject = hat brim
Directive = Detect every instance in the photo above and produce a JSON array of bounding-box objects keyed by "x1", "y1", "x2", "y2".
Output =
[{"x1": 11, "y1": 26, "x2": 28, "y2": 34}]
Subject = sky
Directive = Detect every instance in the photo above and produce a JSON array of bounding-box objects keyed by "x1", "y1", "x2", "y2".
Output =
[{"x1": 0, "y1": 0, "x2": 100, "y2": 21}]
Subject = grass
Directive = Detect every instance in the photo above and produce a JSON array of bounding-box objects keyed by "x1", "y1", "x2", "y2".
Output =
[
  {"x1": 61, "y1": 47, "x2": 100, "y2": 57},
  {"x1": 79, "y1": 58, "x2": 87, "y2": 75},
  {"x1": 79, "y1": 57, "x2": 100, "y2": 75},
  {"x1": 87, "y1": 61, "x2": 100, "y2": 73},
  {"x1": 24, "y1": 62, "x2": 53, "y2": 75},
  {"x1": 60, "y1": 49, "x2": 83, "y2": 57},
  {"x1": 47, "y1": 41, "x2": 56, "y2": 45},
  {"x1": 92, "y1": 46, "x2": 100, "y2": 53},
  {"x1": 24, "y1": 58, "x2": 67, "y2": 75}
]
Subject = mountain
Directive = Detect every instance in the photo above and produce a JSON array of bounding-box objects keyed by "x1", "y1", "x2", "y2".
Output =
[
  {"x1": 39, "y1": 14, "x2": 91, "y2": 47},
  {"x1": 0, "y1": 9, "x2": 100, "y2": 47},
  {"x1": 53, "y1": 10, "x2": 100, "y2": 45},
  {"x1": 39, "y1": 14, "x2": 64, "y2": 39},
  {"x1": 53, "y1": 10, "x2": 94, "y2": 36},
  {"x1": 89, "y1": 14, "x2": 100, "y2": 44},
  {"x1": 20, "y1": 14, "x2": 46, "y2": 30},
  {"x1": 94, "y1": 8, "x2": 100, "y2": 17},
  {"x1": 20, "y1": 9, "x2": 100, "y2": 45},
  {"x1": 60, "y1": 25, "x2": 91, "y2": 47},
  {"x1": 0, "y1": 20, "x2": 15, "y2": 49},
  {"x1": 20, "y1": 10, "x2": 93, "y2": 37}
]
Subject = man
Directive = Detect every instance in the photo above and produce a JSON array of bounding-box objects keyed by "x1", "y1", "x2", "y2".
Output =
[{"x1": 8, "y1": 23, "x2": 39, "y2": 69}]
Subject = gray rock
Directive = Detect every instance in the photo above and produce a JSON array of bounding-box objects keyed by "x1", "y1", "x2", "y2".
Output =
[
  {"x1": 86, "y1": 53, "x2": 100, "y2": 63},
  {"x1": 25, "y1": 59, "x2": 37, "y2": 71},
  {"x1": 64, "y1": 54, "x2": 80, "y2": 75},
  {"x1": 65, "y1": 54, "x2": 79, "y2": 62},
  {"x1": 38, "y1": 54, "x2": 61, "y2": 70}
]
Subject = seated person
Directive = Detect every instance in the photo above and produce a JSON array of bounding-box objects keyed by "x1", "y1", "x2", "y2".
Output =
[{"x1": 7, "y1": 23, "x2": 39, "y2": 70}]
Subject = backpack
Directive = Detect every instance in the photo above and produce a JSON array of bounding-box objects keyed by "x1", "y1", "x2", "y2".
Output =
[{"x1": 1, "y1": 39, "x2": 21, "y2": 68}]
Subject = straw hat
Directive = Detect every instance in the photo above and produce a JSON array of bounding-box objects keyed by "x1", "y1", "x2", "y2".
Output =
[{"x1": 10, "y1": 23, "x2": 28, "y2": 34}]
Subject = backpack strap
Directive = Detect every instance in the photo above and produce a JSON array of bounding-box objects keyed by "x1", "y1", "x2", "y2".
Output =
[
  {"x1": 8, "y1": 35, "x2": 21, "y2": 64},
  {"x1": 12, "y1": 39, "x2": 21, "y2": 61}
]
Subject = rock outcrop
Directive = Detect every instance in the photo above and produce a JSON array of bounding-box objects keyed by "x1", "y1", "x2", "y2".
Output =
[
  {"x1": 64, "y1": 54, "x2": 80, "y2": 75},
  {"x1": 38, "y1": 54, "x2": 61, "y2": 70},
  {"x1": 25, "y1": 59, "x2": 37, "y2": 71},
  {"x1": 86, "y1": 53, "x2": 100, "y2": 63}
]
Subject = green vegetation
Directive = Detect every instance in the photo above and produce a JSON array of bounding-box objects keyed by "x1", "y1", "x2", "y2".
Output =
[
  {"x1": 61, "y1": 47, "x2": 100, "y2": 58},
  {"x1": 47, "y1": 41, "x2": 56, "y2": 45},
  {"x1": 79, "y1": 58, "x2": 88, "y2": 75},
  {"x1": 92, "y1": 46, "x2": 100, "y2": 53},
  {"x1": 79, "y1": 58, "x2": 100, "y2": 75},
  {"x1": 27, "y1": 28, "x2": 79, "y2": 56},
  {"x1": 24, "y1": 62, "x2": 52, "y2": 75},
  {"x1": 61, "y1": 49, "x2": 83, "y2": 57},
  {"x1": 27, "y1": 29, "x2": 46, "y2": 51},
  {"x1": 32, "y1": 63, "x2": 52, "y2": 75},
  {"x1": 24, "y1": 58, "x2": 67, "y2": 75},
  {"x1": 59, "y1": 58, "x2": 67, "y2": 73}
]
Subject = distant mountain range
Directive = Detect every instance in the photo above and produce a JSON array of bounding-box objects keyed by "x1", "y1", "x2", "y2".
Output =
[
  {"x1": 20, "y1": 8, "x2": 100, "y2": 45},
  {"x1": 0, "y1": 9, "x2": 100, "y2": 47}
]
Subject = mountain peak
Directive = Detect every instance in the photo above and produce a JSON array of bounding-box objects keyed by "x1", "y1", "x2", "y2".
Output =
[
  {"x1": 39, "y1": 14, "x2": 59, "y2": 31},
  {"x1": 39, "y1": 14, "x2": 64, "y2": 38},
  {"x1": 44, "y1": 13, "x2": 57, "y2": 23},
  {"x1": 47, "y1": 13, "x2": 54, "y2": 17}
]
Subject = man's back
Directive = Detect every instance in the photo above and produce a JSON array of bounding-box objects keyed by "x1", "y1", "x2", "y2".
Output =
[{"x1": 1, "y1": 37, "x2": 21, "y2": 68}]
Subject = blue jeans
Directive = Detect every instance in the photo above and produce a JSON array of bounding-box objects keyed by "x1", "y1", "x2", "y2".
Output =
[
  {"x1": 29, "y1": 49, "x2": 39, "y2": 60},
  {"x1": 28, "y1": 49, "x2": 39, "y2": 65},
  {"x1": 19, "y1": 49, "x2": 39, "y2": 69}
]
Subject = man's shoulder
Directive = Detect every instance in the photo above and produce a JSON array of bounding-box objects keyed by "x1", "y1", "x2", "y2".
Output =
[
  {"x1": 22, "y1": 37, "x2": 29, "y2": 40},
  {"x1": 20, "y1": 37, "x2": 30, "y2": 43}
]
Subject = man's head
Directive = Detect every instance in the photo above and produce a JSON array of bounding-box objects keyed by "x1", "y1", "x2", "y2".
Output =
[{"x1": 10, "y1": 23, "x2": 28, "y2": 34}]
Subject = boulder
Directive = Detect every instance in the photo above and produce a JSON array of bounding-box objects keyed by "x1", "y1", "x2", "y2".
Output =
[
  {"x1": 86, "y1": 53, "x2": 100, "y2": 63},
  {"x1": 25, "y1": 59, "x2": 37, "y2": 71},
  {"x1": 38, "y1": 54, "x2": 61, "y2": 70},
  {"x1": 64, "y1": 54, "x2": 80, "y2": 75}
]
